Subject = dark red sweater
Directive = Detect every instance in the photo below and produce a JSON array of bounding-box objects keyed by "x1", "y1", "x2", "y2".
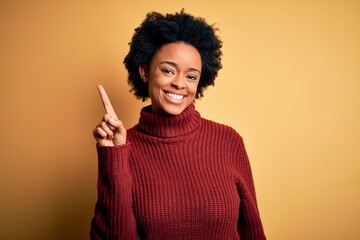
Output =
[{"x1": 90, "y1": 104, "x2": 266, "y2": 239}]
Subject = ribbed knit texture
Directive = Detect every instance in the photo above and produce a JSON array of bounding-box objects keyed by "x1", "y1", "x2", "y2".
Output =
[{"x1": 90, "y1": 104, "x2": 266, "y2": 240}]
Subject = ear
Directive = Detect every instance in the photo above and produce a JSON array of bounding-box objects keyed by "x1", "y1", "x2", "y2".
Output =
[{"x1": 138, "y1": 64, "x2": 148, "y2": 82}]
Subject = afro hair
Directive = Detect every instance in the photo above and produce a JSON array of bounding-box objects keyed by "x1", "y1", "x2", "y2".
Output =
[{"x1": 124, "y1": 10, "x2": 223, "y2": 101}]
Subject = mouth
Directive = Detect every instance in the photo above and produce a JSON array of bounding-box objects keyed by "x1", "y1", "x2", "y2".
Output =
[{"x1": 164, "y1": 91, "x2": 186, "y2": 101}]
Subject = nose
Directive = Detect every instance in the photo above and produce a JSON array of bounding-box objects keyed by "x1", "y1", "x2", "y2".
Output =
[{"x1": 171, "y1": 74, "x2": 186, "y2": 89}]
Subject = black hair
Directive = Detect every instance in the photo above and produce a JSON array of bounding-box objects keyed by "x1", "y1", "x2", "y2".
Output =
[{"x1": 124, "y1": 10, "x2": 223, "y2": 101}]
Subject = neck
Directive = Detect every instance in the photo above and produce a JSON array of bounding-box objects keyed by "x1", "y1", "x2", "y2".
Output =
[{"x1": 137, "y1": 104, "x2": 202, "y2": 139}]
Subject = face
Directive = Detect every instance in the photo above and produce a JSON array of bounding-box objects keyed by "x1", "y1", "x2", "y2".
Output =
[{"x1": 139, "y1": 42, "x2": 202, "y2": 115}]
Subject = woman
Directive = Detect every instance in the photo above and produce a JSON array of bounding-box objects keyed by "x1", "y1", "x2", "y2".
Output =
[{"x1": 91, "y1": 10, "x2": 266, "y2": 240}]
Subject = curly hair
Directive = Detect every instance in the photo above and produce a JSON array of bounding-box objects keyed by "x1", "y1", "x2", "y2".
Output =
[{"x1": 123, "y1": 10, "x2": 223, "y2": 101}]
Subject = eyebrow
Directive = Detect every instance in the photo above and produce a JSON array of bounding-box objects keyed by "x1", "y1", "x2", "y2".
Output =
[{"x1": 159, "y1": 61, "x2": 201, "y2": 74}]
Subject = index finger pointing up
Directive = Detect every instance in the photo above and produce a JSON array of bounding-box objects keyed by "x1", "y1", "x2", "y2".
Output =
[{"x1": 97, "y1": 84, "x2": 118, "y2": 119}]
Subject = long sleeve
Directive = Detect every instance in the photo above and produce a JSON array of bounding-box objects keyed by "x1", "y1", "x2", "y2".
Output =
[
  {"x1": 90, "y1": 143, "x2": 139, "y2": 240},
  {"x1": 235, "y1": 137, "x2": 267, "y2": 240},
  {"x1": 90, "y1": 105, "x2": 266, "y2": 239}
]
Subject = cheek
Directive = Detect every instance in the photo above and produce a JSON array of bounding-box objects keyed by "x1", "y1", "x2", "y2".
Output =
[
  {"x1": 189, "y1": 82, "x2": 199, "y2": 94},
  {"x1": 150, "y1": 73, "x2": 168, "y2": 87},
  {"x1": 148, "y1": 78, "x2": 165, "y2": 95}
]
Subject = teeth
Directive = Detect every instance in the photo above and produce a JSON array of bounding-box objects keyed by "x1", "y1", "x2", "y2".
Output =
[{"x1": 166, "y1": 92, "x2": 184, "y2": 100}]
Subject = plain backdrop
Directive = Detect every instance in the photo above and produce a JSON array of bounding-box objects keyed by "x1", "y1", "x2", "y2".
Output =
[{"x1": 0, "y1": 0, "x2": 359, "y2": 239}]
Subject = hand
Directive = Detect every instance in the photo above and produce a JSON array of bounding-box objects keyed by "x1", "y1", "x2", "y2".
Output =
[{"x1": 93, "y1": 85, "x2": 126, "y2": 146}]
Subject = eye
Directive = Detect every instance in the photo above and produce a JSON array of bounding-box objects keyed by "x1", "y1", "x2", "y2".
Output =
[
  {"x1": 161, "y1": 68, "x2": 174, "y2": 75},
  {"x1": 187, "y1": 74, "x2": 198, "y2": 81}
]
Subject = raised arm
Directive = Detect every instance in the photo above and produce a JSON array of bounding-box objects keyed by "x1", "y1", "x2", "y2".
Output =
[{"x1": 91, "y1": 85, "x2": 139, "y2": 240}]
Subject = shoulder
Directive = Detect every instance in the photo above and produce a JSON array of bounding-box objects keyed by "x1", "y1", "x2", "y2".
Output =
[
  {"x1": 201, "y1": 117, "x2": 240, "y2": 134},
  {"x1": 201, "y1": 117, "x2": 244, "y2": 142},
  {"x1": 200, "y1": 118, "x2": 249, "y2": 166}
]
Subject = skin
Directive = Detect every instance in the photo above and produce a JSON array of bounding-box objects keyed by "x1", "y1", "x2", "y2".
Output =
[
  {"x1": 93, "y1": 85, "x2": 126, "y2": 147},
  {"x1": 94, "y1": 41, "x2": 202, "y2": 146},
  {"x1": 139, "y1": 41, "x2": 202, "y2": 115}
]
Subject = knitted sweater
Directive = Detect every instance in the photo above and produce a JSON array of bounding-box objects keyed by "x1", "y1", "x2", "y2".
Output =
[{"x1": 90, "y1": 104, "x2": 266, "y2": 240}]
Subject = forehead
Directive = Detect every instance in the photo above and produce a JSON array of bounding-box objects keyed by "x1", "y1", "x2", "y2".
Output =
[{"x1": 151, "y1": 42, "x2": 202, "y2": 67}]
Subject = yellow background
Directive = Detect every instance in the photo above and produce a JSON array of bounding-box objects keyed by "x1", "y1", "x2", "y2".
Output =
[{"x1": 1, "y1": 0, "x2": 359, "y2": 239}]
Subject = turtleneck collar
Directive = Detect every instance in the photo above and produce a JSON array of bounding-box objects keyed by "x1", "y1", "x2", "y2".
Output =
[{"x1": 137, "y1": 104, "x2": 202, "y2": 139}]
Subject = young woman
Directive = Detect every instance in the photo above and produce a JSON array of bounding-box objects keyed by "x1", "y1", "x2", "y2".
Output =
[{"x1": 91, "y1": 10, "x2": 266, "y2": 240}]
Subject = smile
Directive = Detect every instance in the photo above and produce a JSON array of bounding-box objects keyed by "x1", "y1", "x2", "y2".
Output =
[{"x1": 165, "y1": 91, "x2": 185, "y2": 100}]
